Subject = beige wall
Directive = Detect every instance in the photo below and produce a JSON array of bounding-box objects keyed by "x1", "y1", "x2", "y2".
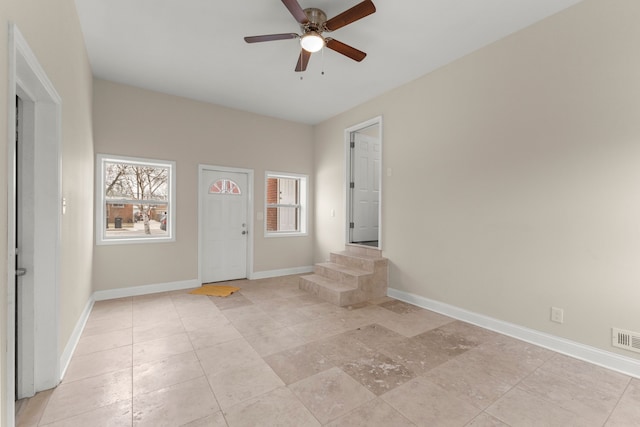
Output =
[
  {"x1": 314, "y1": 0, "x2": 640, "y2": 359},
  {"x1": 0, "y1": 0, "x2": 94, "y2": 423},
  {"x1": 92, "y1": 79, "x2": 314, "y2": 291}
]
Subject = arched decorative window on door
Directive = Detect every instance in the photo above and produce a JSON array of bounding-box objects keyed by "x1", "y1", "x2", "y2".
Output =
[{"x1": 209, "y1": 179, "x2": 241, "y2": 195}]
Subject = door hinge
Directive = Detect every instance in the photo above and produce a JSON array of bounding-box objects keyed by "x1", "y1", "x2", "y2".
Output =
[
  {"x1": 350, "y1": 182, "x2": 355, "y2": 189},
  {"x1": 349, "y1": 222, "x2": 355, "y2": 229},
  {"x1": 350, "y1": 141, "x2": 355, "y2": 148}
]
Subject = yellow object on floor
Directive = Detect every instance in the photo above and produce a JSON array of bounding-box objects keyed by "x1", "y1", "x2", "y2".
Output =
[{"x1": 189, "y1": 285, "x2": 240, "y2": 297}]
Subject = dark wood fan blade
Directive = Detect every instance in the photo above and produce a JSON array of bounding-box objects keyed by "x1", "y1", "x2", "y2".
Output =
[
  {"x1": 295, "y1": 49, "x2": 311, "y2": 72},
  {"x1": 281, "y1": 0, "x2": 309, "y2": 25},
  {"x1": 324, "y1": 0, "x2": 376, "y2": 31},
  {"x1": 326, "y1": 38, "x2": 366, "y2": 62},
  {"x1": 244, "y1": 33, "x2": 299, "y2": 43}
]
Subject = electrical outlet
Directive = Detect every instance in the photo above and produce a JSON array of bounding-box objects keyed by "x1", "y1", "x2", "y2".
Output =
[{"x1": 551, "y1": 307, "x2": 564, "y2": 324}]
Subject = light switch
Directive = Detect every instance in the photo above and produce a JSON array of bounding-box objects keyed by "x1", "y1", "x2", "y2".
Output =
[
  {"x1": 387, "y1": 168, "x2": 393, "y2": 177},
  {"x1": 256, "y1": 212, "x2": 263, "y2": 221}
]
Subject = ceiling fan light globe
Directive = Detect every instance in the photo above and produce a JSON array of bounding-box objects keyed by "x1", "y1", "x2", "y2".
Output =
[{"x1": 300, "y1": 32, "x2": 324, "y2": 53}]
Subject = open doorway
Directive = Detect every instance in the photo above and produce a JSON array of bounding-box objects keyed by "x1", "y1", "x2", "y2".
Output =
[{"x1": 345, "y1": 117, "x2": 382, "y2": 249}]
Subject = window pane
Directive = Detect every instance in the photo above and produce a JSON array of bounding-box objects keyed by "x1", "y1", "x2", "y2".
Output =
[
  {"x1": 209, "y1": 179, "x2": 241, "y2": 195},
  {"x1": 104, "y1": 203, "x2": 169, "y2": 238},
  {"x1": 98, "y1": 155, "x2": 174, "y2": 244},
  {"x1": 266, "y1": 206, "x2": 299, "y2": 232}
]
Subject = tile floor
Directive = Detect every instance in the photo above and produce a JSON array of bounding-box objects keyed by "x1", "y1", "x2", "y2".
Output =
[{"x1": 16, "y1": 275, "x2": 640, "y2": 426}]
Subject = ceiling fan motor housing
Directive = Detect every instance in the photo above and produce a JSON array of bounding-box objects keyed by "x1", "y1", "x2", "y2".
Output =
[{"x1": 303, "y1": 8, "x2": 327, "y2": 33}]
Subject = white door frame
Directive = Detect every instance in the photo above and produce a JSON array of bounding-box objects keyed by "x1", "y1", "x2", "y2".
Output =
[
  {"x1": 197, "y1": 165, "x2": 254, "y2": 282},
  {"x1": 6, "y1": 23, "x2": 62, "y2": 425},
  {"x1": 344, "y1": 116, "x2": 383, "y2": 248}
]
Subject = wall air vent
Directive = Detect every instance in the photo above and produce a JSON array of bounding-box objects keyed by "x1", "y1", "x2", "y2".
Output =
[{"x1": 612, "y1": 328, "x2": 640, "y2": 354}]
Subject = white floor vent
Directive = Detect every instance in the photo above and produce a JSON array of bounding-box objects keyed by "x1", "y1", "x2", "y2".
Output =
[{"x1": 612, "y1": 328, "x2": 640, "y2": 354}]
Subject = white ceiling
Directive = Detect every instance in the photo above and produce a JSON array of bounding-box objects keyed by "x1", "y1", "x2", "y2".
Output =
[{"x1": 75, "y1": 0, "x2": 583, "y2": 125}]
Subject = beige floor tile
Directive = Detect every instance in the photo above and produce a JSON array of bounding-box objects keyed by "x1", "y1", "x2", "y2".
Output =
[
  {"x1": 379, "y1": 299, "x2": 424, "y2": 315},
  {"x1": 133, "y1": 377, "x2": 219, "y2": 427},
  {"x1": 89, "y1": 299, "x2": 132, "y2": 322},
  {"x1": 132, "y1": 317, "x2": 186, "y2": 343},
  {"x1": 16, "y1": 389, "x2": 53, "y2": 427},
  {"x1": 606, "y1": 378, "x2": 640, "y2": 426},
  {"x1": 208, "y1": 360, "x2": 284, "y2": 410},
  {"x1": 196, "y1": 338, "x2": 263, "y2": 377},
  {"x1": 264, "y1": 343, "x2": 334, "y2": 385},
  {"x1": 83, "y1": 315, "x2": 133, "y2": 337},
  {"x1": 465, "y1": 412, "x2": 509, "y2": 426},
  {"x1": 244, "y1": 326, "x2": 307, "y2": 356},
  {"x1": 519, "y1": 355, "x2": 630, "y2": 425},
  {"x1": 133, "y1": 351, "x2": 204, "y2": 395},
  {"x1": 325, "y1": 398, "x2": 415, "y2": 427},
  {"x1": 381, "y1": 376, "x2": 481, "y2": 426},
  {"x1": 341, "y1": 351, "x2": 415, "y2": 395},
  {"x1": 74, "y1": 328, "x2": 132, "y2": 356},
  {"x1": 424, "y1": 356, "x2": 513, "y2": 409},
  {"x1": 311, "y1": 332, "x2": 377, "y2": 366},
  {"x1": 181, "y1": 412, "x2": 228, "y2": 427},
  {"x1": 226, "y1": 311, "x2": 288, "y2": 337},
  {"x1": 343, "y1": 323, "x2": 406, "y2": 349},
  {"x1": 435, "y1": 320, "x2": 502, "y2": 345},
  {"x1": 171, "y1": 295, "x2": 219, "y2": 318},
  {"x1": 187, "y1": 322, "x2": 243, "y2": 350},
  {"x1": 289, "y1": 367, "x2": 376, "y2": 424},
  {"x1": 180, "y1": 312, "x2": 229, "y2": 332},
  {"x1": 27, "y1": 275, "x2": 637, "y2": 427},
  {"x1": 486, "y1": 387, "x2": 599, "y2": 427},
  {"x1": 63, "y1": 345, "x2": 132, "y2": 383},
  {"x1": 132, "y1": 333, "x2": 193, "y2": 365},
  {"x1": 40, "y1": 369, "x2": 132, "y2": 425},
  {"x1": 289, "y1": 317, "x2": 351, "y2": 341},
  {"x1": 224, "y1": 386, "x2": 320, "y2": 427},
  {"x1": 377, "y1": 336, "x2": 451, "y2": 375},
  {"x1": 377, "y1": 308, "x2": 454, "y2": 337},
  {"x1": 458, "y1": 336, "x2": 553, "y2": 384},
  {"x1": 412, "y1": 324, "x2": 480, "y2": 357},
  {"x1": 132, "y1": 308, "x2": 180, "y2": 327},
  {"x1": 40, "y1": 399, "x2": 132, "y2": 427},
  {"x1": 209, "y1": 292, "x2": 254, "y2": 310}
]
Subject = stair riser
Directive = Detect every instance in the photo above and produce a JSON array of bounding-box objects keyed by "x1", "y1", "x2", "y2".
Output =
[
  {"x1": 314, "y1": 265, "x2": 360, "y2": 286},
  {"x1": 330, "y1": 253, "x2": 387, "y2": 273},
  {"x1": 345, "y1": 245, "x2": 382, "y2": 258}
]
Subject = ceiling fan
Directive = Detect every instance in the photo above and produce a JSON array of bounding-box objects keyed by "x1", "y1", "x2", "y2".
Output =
[{"x1": 244, "y1": 0, "x2": 376, "y2": 72}]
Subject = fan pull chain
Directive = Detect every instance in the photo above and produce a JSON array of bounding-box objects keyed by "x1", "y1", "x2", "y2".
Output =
[{"x1": 321, "y1": 46, "x2": 325, "y2": 76}]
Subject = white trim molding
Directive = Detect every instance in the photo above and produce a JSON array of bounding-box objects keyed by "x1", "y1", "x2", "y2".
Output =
[
  {"x1": 59, "y1": 298, "x2": 94, "y2": 379},
  {"x1": 249, "y1": 266, "x2": 314, "y2": 280},
  {"x1": 93, "y1": 279, "x2": 200, "y2": 301},
  {"x1": 388, "y1": 287, "x2": 640, "y2": 379},
  {"x1": 6, "y1": 22, "x2": 63, "y2": 426}
]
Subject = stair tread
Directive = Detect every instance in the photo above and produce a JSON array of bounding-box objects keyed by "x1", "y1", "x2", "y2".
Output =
[
  {"x1": 300, "y1": 274, "x2": 357, "y2": 291},
  {"x1": 316, "y1": 262, "x2": 370, "y2": 276},
  {"x1": 333, "y1": 250, "x2": 385, "y2": 261}
]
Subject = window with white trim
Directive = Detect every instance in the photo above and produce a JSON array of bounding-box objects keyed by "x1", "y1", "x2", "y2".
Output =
[
  {"x1": 265, "y1": 172, "x2": 307, "y2": 236},
  {"x1": 96, "y1": 154, "x2": 175, "y2": 244}
]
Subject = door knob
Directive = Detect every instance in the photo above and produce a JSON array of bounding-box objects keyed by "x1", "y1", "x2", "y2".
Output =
[{"x1": 242, "y1": 230, "x2": 247, "y2": 235}]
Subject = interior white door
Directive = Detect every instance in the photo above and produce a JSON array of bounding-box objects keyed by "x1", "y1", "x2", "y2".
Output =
[
  {"x1": 351, "y1": 132, "x2": 380, "y2": 243},
  {"x1": 201, "y1": 170, "x2": 248, "y2": 283}
]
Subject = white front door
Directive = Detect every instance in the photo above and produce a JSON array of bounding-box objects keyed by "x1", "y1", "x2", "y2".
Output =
[
  {"x1": 200, "y1": 169, "x2": 249, "y2": 283},
  {"x1": 351, "y1": 132, "x2": 380, "y2": 243}
]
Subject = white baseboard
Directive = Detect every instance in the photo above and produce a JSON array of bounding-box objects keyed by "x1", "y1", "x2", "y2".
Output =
[
  {"x1": 93, "y1": 279, "x2": 200, "y2": 301},
  {"x1": 59, "y1": 296, "x2": 94, "y2": 380},
  {"x1": 387, "y1": 287, "x2": 640, "y2": 379},
  {"x1": 250, "y1": 266, "x2": 314, "y2": 280}
]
